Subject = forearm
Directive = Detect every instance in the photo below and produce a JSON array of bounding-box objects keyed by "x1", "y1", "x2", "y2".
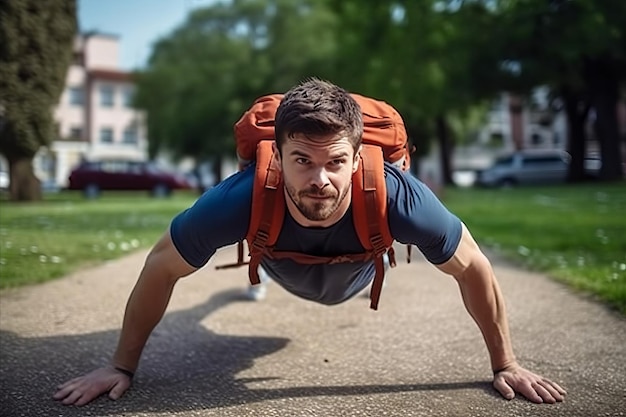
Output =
[
  {"x1": 110, "y1": 230, "x2": 196, "y2": 372},
  {"x1": 111, "y1": 263, "x2": 177, "y2": 372},
  {"x1": 456, "y1": 254, "x2": 516, "y2": 372}
]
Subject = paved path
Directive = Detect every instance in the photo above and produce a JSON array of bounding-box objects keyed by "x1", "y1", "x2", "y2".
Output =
[{"x1": 1, "y1": 244, "x2": 625, "y2": 417}]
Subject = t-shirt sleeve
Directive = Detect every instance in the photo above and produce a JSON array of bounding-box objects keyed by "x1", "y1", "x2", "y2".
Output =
[
  {"x1": 169, "y1": 166, "x2": 254, "y2": 268},
  {"x1": 386, "y1": 165, "x2": 462, "y2": 265}
]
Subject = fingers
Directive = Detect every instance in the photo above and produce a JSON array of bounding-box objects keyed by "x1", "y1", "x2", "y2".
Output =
[
  {"x1": 55, "y1": 376, "x2": 83, "y2": 392},
  {"x1": 544, "y1": 378, "x2": 567, "y2": 395},
  {"x1": 58, "y1": 386, "x2": 85, "y2": 406},
  {"x1": 493, "y1": 376, "x2": 516, "y2": 400},
  {"x1": 537, "y1": 379, "x2": 566, "y2": 403},
  {"x1": 53, "y1": 368, "x2": 131, "y2": 406},
  {"x1": 53, "y1": 380, "x2": 78, "y2": 401},
  {"x1": 109, "y1": 380, "x2": 129, "y2": 401},
  {"x1": 494, "y1": 369, "x2": 567, "y2": 404}
]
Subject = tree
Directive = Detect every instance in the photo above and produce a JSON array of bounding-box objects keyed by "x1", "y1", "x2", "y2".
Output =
[
  {"x1": 0, "y1": 0, "x2": 77, "y2": 201},
  {"x1": 496, "y1": 0, "x2": 626, "y2": 181},
  {"x1": 135, "y1": 0, "x2": 338, "y2": 178},
  {"x1": 327, "y1": 0, "x2": 505, "y2": 183}
]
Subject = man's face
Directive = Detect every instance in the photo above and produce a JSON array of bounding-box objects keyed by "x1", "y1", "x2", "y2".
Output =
[{"x1": 275, "y1": 133, "x2": 360, "y2": 225}]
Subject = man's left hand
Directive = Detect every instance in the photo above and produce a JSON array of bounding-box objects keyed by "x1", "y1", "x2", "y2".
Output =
[{"x1": 493, "y1": 364, "x2": 567, "y2": 403}]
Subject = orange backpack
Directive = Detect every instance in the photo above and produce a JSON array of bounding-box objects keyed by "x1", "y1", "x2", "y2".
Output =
[{"x1": 216, "y1": 93, "x2": 412, "y2": 310}]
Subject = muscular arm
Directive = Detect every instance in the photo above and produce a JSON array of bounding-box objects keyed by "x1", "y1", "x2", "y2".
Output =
[
  {"x1": 436, "y1": 223, "x2": 516, "y2": 372},
  {"x1": 54, "y1": 229, "x2": 197, "y2": 406},
  {"x1": 112, "y1": 229, "x2": 197, "y2": 372},
  {"x1": 436, "y1": 223, "x2": 566, "y2": 403}
]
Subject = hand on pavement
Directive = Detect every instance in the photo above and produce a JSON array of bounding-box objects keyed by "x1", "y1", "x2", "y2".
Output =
[
  {"x1": 493, "y1": 364, "x2": 567, "y2": 403},
  {"x1": 53, "y1": 366, "x2": 132, "y2": 406}
]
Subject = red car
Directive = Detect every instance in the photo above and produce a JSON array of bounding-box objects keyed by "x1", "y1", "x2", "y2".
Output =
[{"x1": 68, "y1": 160, "x2": 192, "y2": 197}]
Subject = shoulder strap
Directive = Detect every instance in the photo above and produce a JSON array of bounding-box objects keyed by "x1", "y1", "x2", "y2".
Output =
[
  {"x1": 352, "y1": 145, "x2": 396, "y2": 310},
  {"x1": 245, "y1": 140, "x2": 285, "y2": 284},
  {"x1": 352, "y1": 144, "x2": 394, "y2": 252}
]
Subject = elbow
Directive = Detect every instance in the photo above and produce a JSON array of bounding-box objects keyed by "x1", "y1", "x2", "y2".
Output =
[{"x1": 142, "y1": 233, "x2": 197, "y2": 286}]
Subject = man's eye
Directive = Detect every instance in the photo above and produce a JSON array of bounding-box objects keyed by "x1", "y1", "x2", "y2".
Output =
[
  {"x1": 296, "y1": 158, "x2": 309, "y2": 165},
  {"x1": 331, "y1": 159, "x2": 346, "y2": 166}
]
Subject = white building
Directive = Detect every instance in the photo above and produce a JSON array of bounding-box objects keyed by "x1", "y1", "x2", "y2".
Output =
[
  {"x1": 37, "y1": 32, "x2": 148, "y2": 188},
  {"x1": 478, "y1": 88, "x2": 568, "y2": 152}
]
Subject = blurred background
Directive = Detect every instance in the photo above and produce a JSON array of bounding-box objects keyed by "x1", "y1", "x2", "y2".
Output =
[{"x1": 1, "y1": 0, "x2": 625, "y2": 200}]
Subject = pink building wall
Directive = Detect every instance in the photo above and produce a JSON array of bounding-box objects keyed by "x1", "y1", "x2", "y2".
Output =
[{"x1": 45, "y1": 33, "x2": 148, "y2": 187}]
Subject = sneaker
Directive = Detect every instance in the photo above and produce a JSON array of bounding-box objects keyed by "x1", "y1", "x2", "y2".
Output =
[{"x1": 245, "y1": 283, "x2": 267, "y2": 301}]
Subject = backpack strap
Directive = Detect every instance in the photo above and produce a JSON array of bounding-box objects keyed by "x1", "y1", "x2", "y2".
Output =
[
  {"x1": 245, "y1": 140, "x2": 285, "y2": 284},
  {"x1": 352, "y1": 145, "x2": 396, "y2": 310}
]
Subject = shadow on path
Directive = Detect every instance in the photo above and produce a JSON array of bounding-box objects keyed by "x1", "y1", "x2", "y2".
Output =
[{"x1": 0, "y1": 289, "x2": 492, "y2": 416}]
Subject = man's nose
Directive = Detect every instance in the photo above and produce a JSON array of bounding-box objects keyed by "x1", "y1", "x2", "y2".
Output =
[{"x1": 309, "y1": 166, "x2": 330, "y2": 188}]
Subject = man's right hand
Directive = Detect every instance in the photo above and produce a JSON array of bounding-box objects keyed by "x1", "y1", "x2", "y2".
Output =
[{"x1": 53, "y1": 366, "x2": 132, "y2": 406}]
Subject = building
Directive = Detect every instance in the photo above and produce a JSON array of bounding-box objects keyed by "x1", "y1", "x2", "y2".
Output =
[
  {"x1": 37, "y1": 32, "x2": 148, "y2": 188},
  {"x1": 478, "y1": 88, "x2": 568, "y2": 152}
]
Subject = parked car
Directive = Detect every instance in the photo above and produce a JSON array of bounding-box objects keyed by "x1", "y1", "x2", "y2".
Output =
[
  {"x1": 475, "y1": 150, "x2": 571, "y2": 187},
  {"x1": 68, "y1": 160, "x2": 192, "y2": 197}
]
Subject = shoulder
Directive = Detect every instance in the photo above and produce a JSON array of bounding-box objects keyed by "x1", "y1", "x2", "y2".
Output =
[
  {"x1": 383, "y1": 162, "x2": 431, "y2": 197},
  {"x1": 383, "y1": 162, "x2": 448, "y2": 216},
  {"x1": 169, "y1": 166, "x2": 255, "y2": 267},
  {"x1": 383, "y1": 163, "x2": 462, "y2": 264}
]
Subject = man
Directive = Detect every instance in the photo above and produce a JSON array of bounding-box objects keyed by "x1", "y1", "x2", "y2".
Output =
[{"x1": 54, "y1": 79, "x2": 566, "y2": 406}]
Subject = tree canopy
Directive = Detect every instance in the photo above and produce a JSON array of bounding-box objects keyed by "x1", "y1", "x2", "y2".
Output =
[
  {"x1": 0, "y1": 0, "x2": 77, "y2": 200},
  {"x1": 8, "y1": 0, "x2": 614, "y2": 194}
]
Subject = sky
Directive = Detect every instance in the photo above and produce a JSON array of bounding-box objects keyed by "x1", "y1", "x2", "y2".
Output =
[{"x1": 78, "y1": 0, "x2": 219, "y2": 70}]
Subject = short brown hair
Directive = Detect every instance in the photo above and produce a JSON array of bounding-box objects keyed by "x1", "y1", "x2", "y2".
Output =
[{"x1": 274, "y1": 78, "x2": 363, "y2": 153}]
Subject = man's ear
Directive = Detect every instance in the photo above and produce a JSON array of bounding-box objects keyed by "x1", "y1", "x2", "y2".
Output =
[
  {"x1": 271, "y1": 141, "x2": 282, "y2": 171},
  {"x1": 352, "y1": 145, "x2": 362, "y2": 174}
]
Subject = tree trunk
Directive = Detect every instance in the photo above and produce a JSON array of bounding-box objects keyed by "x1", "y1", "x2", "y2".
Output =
[
  {"x1": 8, "y1": 157, "x2": 42, "y2": 201},
  {"x1": 585, "y1": 58, "x2": 623, "y2": 181},
  {"x1": 405, "y1": 123, "x2": 428, "y2": 177},
  {"x1": 508, "y1": 95, "x2": 524, "y2": 151},
  {"x1": 562, "y1": 87, "x2": 589, "y2": 183},
  {"x1": 436, "y1": 114, "x2": 454, "y2": 186},
  {"x1": 213, "y1": 154, "x2": 223, "y2": 183}
]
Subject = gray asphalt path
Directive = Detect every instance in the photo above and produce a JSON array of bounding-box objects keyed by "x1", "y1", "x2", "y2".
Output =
[{"x1": 1, "y1": 243, "x2": 625, "y2": 417}]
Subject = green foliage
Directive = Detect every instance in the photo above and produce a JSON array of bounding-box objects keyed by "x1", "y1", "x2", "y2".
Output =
[
  {"x1": 445, "y1": 184, "x2": 626, "y2": 314},
  {"x1": 0, "y1": 0, "x2": 77, "y2": 159},
  {"x1": 135, "y1": 0, "x2": 338, "y2": 162},
  {"x1": 134, "y1": 0, "x2": 625, "y2": 179},
  {"x1": 496, "y1": 0, "x2": 626, "y2": 91}
]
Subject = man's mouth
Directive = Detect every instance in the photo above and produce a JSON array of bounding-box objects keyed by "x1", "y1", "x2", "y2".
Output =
[{"x1": 305, "y1": 194, "x2": 331, "y2": 200}]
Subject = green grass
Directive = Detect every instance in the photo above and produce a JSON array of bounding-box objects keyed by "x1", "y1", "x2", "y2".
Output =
[
  {"x1": 1, "y1": 184, "x2": 625, "y2": 314},
  {"x1": 0, "y1": 191, "x2": 197, "y2": 288},
  {"x1": 443, "y1": 183, "x2": 626, "y2": 314}
]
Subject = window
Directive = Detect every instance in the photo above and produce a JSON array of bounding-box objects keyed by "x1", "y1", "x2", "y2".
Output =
[
  {"x1": 100, "y1": 127, "x2": 114, "y2": 143},
  {"x1": 69, "y1": 87, "x2": 84, "y2": 106},
  {"x1": 100, "y1": 85, "x2": 114, "y2": 107},
  {"x1": 70, "y1": 127, "x2": 82, "y2": 140},
  {"x1": 122, "y1": 127, "x2": 138, "y2": 144},
  {"x1": 522, "y1": 155, "x2": 565, "y2": 167},
  {"x1": 122, "y1": 87, "x2": 135, "y2": 108}
]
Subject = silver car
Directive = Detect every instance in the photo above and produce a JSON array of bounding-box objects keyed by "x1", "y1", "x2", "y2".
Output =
[{"x1": 476, "y1": 151, "x2": 570, "y2": 187}]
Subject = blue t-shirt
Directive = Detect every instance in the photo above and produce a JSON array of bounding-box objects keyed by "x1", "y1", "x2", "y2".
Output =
[{"x1": 171, "y1": 163, "x2": 462, "y2": 305}]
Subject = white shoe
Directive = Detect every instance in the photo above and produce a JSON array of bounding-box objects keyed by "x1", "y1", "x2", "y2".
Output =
[{"x1": 245, "y1": 283, "x2": 267, "y2": 301}]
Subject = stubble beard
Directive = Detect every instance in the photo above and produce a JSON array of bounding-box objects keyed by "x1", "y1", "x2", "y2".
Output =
[{"x1": 286, "y1": 183, "x2": 351, "y2": 222}]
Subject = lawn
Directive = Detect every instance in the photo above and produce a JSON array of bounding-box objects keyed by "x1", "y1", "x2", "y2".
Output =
[
  {"x1": 0, "y1": 191, "x2": 198, "y2": 287},
  {"x1": 0, "y1": 183, "x2": 624, "y2": 313},
  {"x1": 442, "y1": 183, "x2": 626, "y2": 314}
]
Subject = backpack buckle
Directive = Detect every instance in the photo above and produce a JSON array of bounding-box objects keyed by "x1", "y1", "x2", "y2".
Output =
[
  {"x1": 370, "y1": 234, "x2": 387, "y2": 256},
  {"x1": 251, "y1": 230, "x2": 269, "y2": 251}
]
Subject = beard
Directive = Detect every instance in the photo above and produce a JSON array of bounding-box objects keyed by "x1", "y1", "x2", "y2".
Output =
[{"x1": 285, "y1": 182, "x2": 351, "y2": 221}]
